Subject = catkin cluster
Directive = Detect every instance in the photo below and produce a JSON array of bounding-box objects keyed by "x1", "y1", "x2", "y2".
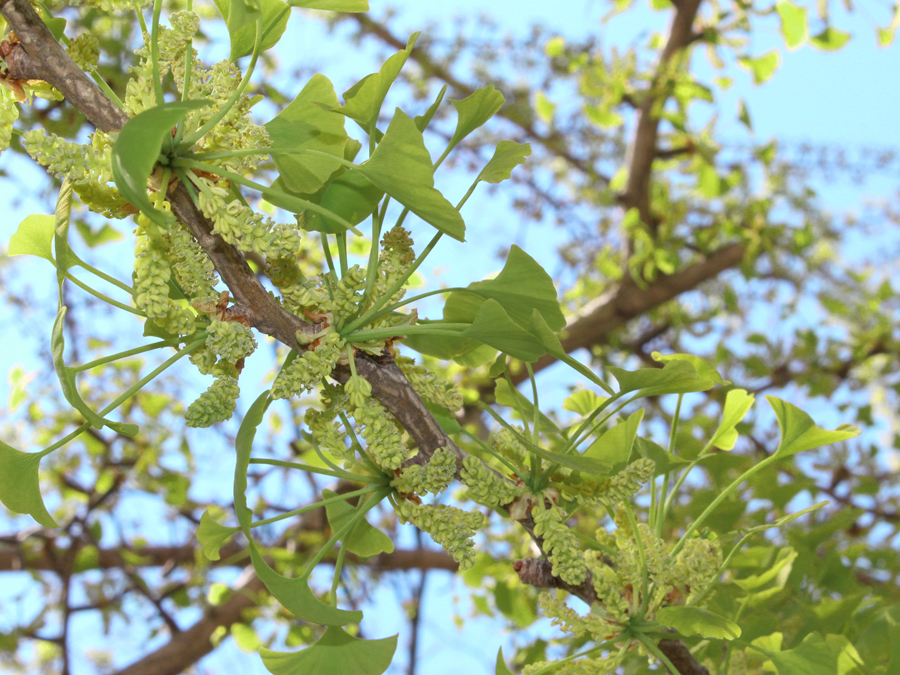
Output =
[
  {"x1": 460, "y1": 456, "x2": 522, "y2": 507},
  {"x1": 531, "y1": 500, "x2": 588, "y2": 585},
  {"x1": 271, "y1": 333, "x2": 345, "y2": 400},
  {"x1": 395, "y1": 501, "x2": 483, "y2": 570},
  {"x1": 392, "y1": 448, "x2": 457, "y2": 496}
]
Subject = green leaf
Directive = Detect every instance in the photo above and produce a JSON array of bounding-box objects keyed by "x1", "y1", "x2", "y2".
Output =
[
  {"x1": 739, "y1": 50, "x2": 781, "y2": 85},
  {"x1": 0, "y1": 441, "x2": 57, "y2": 528},
  {"x1": 709, "y1": 389, "x2": 754, "y2": 450},
  {"x1": 322, "y1": 489, "x2": 394, "y2": 557},
  {"x1": 738, "y1": 501, "x2": 828, "y2": 537},
  {"x1": 75, "y1": 222, "x2": 123, "y2": 248},
  {"x1": 51, "y1": 306, "x2": 139, "y2": 437},
  {"x1": 495, "y1": 378, "x2": 560, "y2": 433},
  {"x1": 112, "y1": 100, "x2": 211, "y2": 225},
  {"x1": 495, "y1": 648, "x2": 516, "y2": 675},
  {"x1": 733, "y1": 547, "x2": 797, "y2": 591},
  {"x1": 448, "y1": 85, "x2": 505, "y2": 151},
  {"x1": 444, "y1": 246, "x2": 565, "y2": 331},
  {"x1": 763, "y1": 632, "x2": 861, "y2": 675},
  {"x1": 476, "y1": 141, "x2": 531, "y2": 184},
  {"x1": 413, "y1": 86, "x2": 447, "y2": 133},
  {"x1": 42, "y1": 15, "x2": 67, "y2": 41},
  {"x1": 877, "y1": 3, "x2": 900, "y2": 46},
  {"x1": 231, "y1": 623, "x2": 262, "y2": 653},
  {"x1": 234, "y1": 392, "x2": 362, "y2": 626},
  {"x1": 287, "y1": 0, "x2": 368, "y2": 10},
  {"x1": 582, "y1": 409, "x2": 644, "y2": 473},
  {"x1": 197, "y1": 510, "x2": 238, "y2": 561},
  {"x1": 8, "y1": 214, "x2": 56, "y2": 263},
  {"x1": 261, "y1": 627, "x2": 396, "y2": 675},
  {"x1": 526, "y1": 442, "x2": 614, "y2": 478},
  {"x1": 357, "y1": 110, "x2": 465, "y2": 241},
  {"x1": 776, "y1": 0, "x2": 809, "y2": 49},
  {"x1": 585, "y1": 106, "x2": 624, "y2": 128},
  {"x1": 608, "y1": 361, "x2": 715, "y2": 397},
  {"x1": 811, "y1": 27, "x2": 851, "y2": 51},
  {"x1": 304, "y1": 170, "x2": 383, "y2": 233},
  {"x1": 767, "y1": 396, "x2": 860, "y2": 458},
  {"x1": 339, "y1": 33, "x2": 417, "y2": 133},
  {"x1": 633, "y1": 436, "x2": 691, "y2": 476},
  {"x1": 266, "y1": 74, "x2": 349, "y2": 194},
  {"x1": 651, "y1": 352, "x2": 729, "y2": 386},
  {"x1": 656, "y1": 606, "x2": 741, "y2": 640},
  {"x1": 214, "y1": 0, "x2": 290, "y2": 61},
  {"x1": 461, "y1": 299, "x2": 545, "y2": 362},
  {"x1": 738, "y1": 98, "x2": 753, "y2": 130},
  {"x1": 563, "y1": 390, "x2": 608, "y2": 416},
  {"x1": 401, "y1": 332, "x2": 480, "y2": 361}
]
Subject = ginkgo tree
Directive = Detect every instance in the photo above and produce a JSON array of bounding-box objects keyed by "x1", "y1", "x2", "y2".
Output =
[{"x1": 1, "y1": 0, "x2": 898, "y2": 673}]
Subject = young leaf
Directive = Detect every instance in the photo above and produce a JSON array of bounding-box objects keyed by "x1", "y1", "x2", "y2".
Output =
[
  {"x1": 763, "y1": 632, "x2": 859, "y2": 675},
  {"x1": 563, "y1": 390, "x2": 608, "y2": 416},
  {"x1": 214, "y1": 0, "x2": 289, "y2": 61},
  {"x1": 767, "y1": 396, "x2": 860, "y2": 458},
  {"x1": 357, "y1": 110, "x2": 465, "y2": 241},
  {"x1": 634, "y1": 436, "x2": 691, "y2": 476},
  {"x1": 112, "y1": 100, "x2": 211, "y2": 225},
  {"x1": 733, "y1": 547, "x2": 798, "y2": 591},
  {"x1": 810, "y1": 27, "x2": 851, "y2": 51},
  {"x1": 197, "y1": 510, "x2": 238, "y2": 561},
  {"x1": 304, "y1": 170, "x2": 383, "y2": 233},
  {"x1": 322, "y1": 489, "x2": 394, "y2": 557},
  {"x1": 288, "y1": 0, "x2": 369, "y2": 11},
  {"x1": 339, "y1": 33, "x2": 418, "y2": 133},
  {"x1": 738, "y1": 50, "x2": 781, "y2": 85},
  {"x1": 8, "y1": 214, "x2": 56, "y2": 264},
  {"x1": 582, "y1": 408, "x2": 644, "y2": 473},
  {"x1": 75, "y1": 222, "x2": 123, "y2": 248},
  {"x1": 414, "y1": 85, "x2": 447, "y2": 132},
  {"x1": 495, "y1": 648, "x2": 516, "y2": 675},
  {"x1": 476, "y1": 141, "x2": 531, "y2": 184},
  {"x1": 709, "y1": 389, "x2": 754, "y2": 450},
  {"x1": 651, "y1": 352, "x2": 729, "y2": 385},
  {"x1": 0, "y1": 441, "x2": 57, "y2": 528},
  {"x1": 461, "y1": 299, "x2": 546, "y2": 362},
  {"x1": 234, "y1": 392, "x2": 363, "y2": 626},
  {"x1": 448, "y1": 85, "x2": 505, "y2": 151},
  {"x1": 608, "y1": 361, "x2": 714, "y2": 397},
  {"x1": 260, "y1": 627, "x2": 397, "y2": 675},
  {"x1": 776, "y1": 0, "x2": 809, "y2": 49},
  {"x1": 266, "y1": 74, "x2": 349, "y2": 194},
  {"x1": 444, "y1": 245, "x2": 566, "y2": 331},
  {"x1": 656, "y1": 606, "x2": 742, "y2": 640}
]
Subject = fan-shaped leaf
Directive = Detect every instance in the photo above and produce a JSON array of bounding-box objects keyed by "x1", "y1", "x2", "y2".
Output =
[
  {"x1": 0, "y1": 441, "x2": 57, "y2": 528},
  {"x1": 323, "y1": 489, "x2": 394, "y2": 557},
  {"x1": 261, "y1": 627, "x2": 396, "y2": 675}
]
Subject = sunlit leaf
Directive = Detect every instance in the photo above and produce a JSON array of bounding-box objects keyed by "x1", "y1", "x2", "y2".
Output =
[
  {"x1": 762, "y1": 632, "x2": 861, "y2": 675},
  {"x1": 214, "y1": 0, "x2": 289, "y2": 61},
  {"x1": 608, "y1": 360, "x2": 714, "y2": 396},
  {"x1": 444, "y1": 245, "x2": 565, "y2": 330},
  {"x1": 733, "y1": 547, "x2": 797, "y2": 591},
  {"x1": 0, "y1": 441, "x2": 57, "y2": 528},
  {"x1": 767, "y1": 397, "x2": 860, "y2": 458},
  {"x1": 656, "y1": 606, "x2": 741, "y2": 640},
  {"x1": 461, "y1": 299, "x2": 545, "y2": 362},
  {"x1": 562, "y1": 390, "x2": 608, "y2": 416},
  {"x1": 197, "y1": 510, "x2": 238, "y2": 561},
  {"x1": 476, "y1": 141, "x2": 532, "y2": 184},
  {"x1": 288, "y1": 0, "x2": 368, "y2": 10},
  {"x1": 339, "y1": 33, "x2": 417, "y2": 133},
  {"x1": 810, "y1": 27, "x2": 851, "y2": 51},
  {"x1": 448, "y1": 85, "x2": 505, "y2": 151},
  {"x1": 358, "y1": 110, "x2": 465, "y2": 240},
  {"x1": 261, "y1": 627, "x2": 396, "y2": 675},
  {"x1": 112, "y1": 100, "x2": 210, "y2": 225},
  {"x1": 323, "y1": 489, "x2": 394, "y2": 557},
  {"x1": 738, "y1": 50, "x2": 780, "y2": 84},
  {"x1": 652, "y1": 352, "x2": 729, "y2": 385},
  {"x1": 266, "y1": 74, "x2": 349, "y2": 194},
  {"x1": 75, "y1": 222, "x2": 123, "y2": 248},
  {"x1": 776, "y1": 0, "x2": 809, "y2": 49},
  {"x1": 8, "y1": 214, "x2": 56, "y2": 263},
  {"x1": 495, "y1": 648, "x2": 516, "y2": 675},
  {"x1": 709, "y1": 389, "x2": 754, "y2": 450},
  {"x1": 414, "y1": 85, "x2": 447, "y2": 132},
  {"x1": 582, "y1": 408, "x2": 643, "y2": 472},
  {"x1": 304, "y1": 170, "x2": 383, "y2": 233}
]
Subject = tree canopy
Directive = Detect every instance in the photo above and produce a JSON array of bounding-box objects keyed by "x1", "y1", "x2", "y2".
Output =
[{"x1": 0, "y1": 0, "x2": 898, "y2": 674}]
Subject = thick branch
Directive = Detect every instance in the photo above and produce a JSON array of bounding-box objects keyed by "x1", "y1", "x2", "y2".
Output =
[{"x1": 621, "y1": 0, "x2": 703, "y2": 228}]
